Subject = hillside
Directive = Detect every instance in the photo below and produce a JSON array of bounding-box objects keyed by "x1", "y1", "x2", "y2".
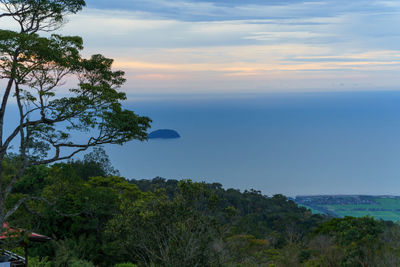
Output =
[
  {"x1": 8, "y1": 155, "x2": 400, "y2": 266},
  {"x1": 295, "y1": 195, "x2": 400, "y2": 221}
]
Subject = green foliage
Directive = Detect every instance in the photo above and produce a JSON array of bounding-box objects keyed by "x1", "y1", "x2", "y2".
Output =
[
  {"x1": 222, "y1": 234, "x2": 271, "y2": 266},
  {"x1": 131, "y1": 178, "x2": 326, "y2": 245},
  {"x1": 29, "y1": 256, "x2": 52, "y2": 267},
  {"x1": 0, "y1": 0, "x2": 151, "y2": 238},
  {"x1": 313, "y1": 216, "x2": 386, "y2": 266},
  {"x1": 315, "y1": 216, "x2": 383, "y2": 247},
  {"x1": 69, "y1": 146, "x2": 120, "y2": 180},
  {"x1": 6, "y1": 154, "x2": 400, "y2": 266},
  {"x1": 2, "y1": 0, "x2": 86, "y2": 31},
  {"x1": 114, "y1": 264, "x2": 138, "y2": 267},
  {"x1": 52, "y1": 239, "x2": 95, "y2": 267},
  {"x1": 68, "y1": 259, "x2": 95, "y2": 267},
  {"x1": 105, "y1": 181, "x2": 222, "y2": 266}
]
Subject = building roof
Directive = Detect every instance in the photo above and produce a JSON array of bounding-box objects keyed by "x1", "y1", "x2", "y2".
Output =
[{"x1": 0, "y1": 223, "x2": 51, "y2": 243}]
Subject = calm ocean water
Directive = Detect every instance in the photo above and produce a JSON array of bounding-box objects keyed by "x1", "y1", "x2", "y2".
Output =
[{"x1": 105, "y1": 91, "x2": 400, "y2": 196}]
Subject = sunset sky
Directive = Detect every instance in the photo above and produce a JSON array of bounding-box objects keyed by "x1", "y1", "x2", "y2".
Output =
[
  {"x1": 54, "y1": 0, "x2": 400, "y2": 95},
  {"x1": 2, "y1": 0, "x2": 400, "y2": 95}
]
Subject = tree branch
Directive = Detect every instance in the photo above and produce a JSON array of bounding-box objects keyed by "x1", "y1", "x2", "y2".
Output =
[{"x1": 5, "y1": 196, "x2": 80, "y2": 220}]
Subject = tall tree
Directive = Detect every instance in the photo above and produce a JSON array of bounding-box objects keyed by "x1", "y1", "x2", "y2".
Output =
[{"x1": 0, "y1": 1, "x2": 151, "y2": 227}]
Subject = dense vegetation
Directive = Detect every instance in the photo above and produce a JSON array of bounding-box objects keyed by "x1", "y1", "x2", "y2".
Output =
[
  {"x1": 0, "y1": 0, "x2": 150, "y2": 231},
  {"x1": 1, "y1": 149, "x2": 400, "y2": 266}
]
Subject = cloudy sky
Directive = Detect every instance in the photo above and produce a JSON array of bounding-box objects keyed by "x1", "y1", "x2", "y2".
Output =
[{"x1": 23, "y1": 1, "x2": 400, "y2": 94}]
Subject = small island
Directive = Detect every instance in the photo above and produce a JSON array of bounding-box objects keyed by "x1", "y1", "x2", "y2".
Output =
[{"x1": 148, "y1": 129, "x2": 181, "y2": 139}]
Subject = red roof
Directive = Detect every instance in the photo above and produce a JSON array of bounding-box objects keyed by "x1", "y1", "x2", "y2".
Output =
[{"x1": 0, "y1": 223, "x2": 51, "y2": 242}]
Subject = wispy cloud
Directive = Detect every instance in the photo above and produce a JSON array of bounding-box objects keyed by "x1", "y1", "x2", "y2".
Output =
[
  {"x1": 6, "y1": 0, "x2": 399, "y2": 93},
  {"x1": 85, "y1": 0, "x2": 397, "y2": 21}
]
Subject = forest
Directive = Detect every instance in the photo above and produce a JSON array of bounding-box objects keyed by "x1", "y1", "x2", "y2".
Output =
[{"x1": 0, "y1": 148, "x2": 399, "y2": 267}]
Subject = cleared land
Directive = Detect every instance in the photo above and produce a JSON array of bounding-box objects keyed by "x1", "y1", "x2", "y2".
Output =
[{"x1": 295, "y1": 195, "x2": 400, "y2": 222}]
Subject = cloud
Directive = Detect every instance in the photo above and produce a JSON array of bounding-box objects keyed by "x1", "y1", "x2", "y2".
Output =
[
  {"x1": 3, "y1": 0, "x2": 400, "y2": 93},
  {"x1": 107, "y1": 45, "x2": 400, "y2": 94},
  {"x1": 84, "y1": 0, "x2": 397, "y2": 21},
  {"x1": 56, "y1": 2, "x2": 400, "y2": 93}
]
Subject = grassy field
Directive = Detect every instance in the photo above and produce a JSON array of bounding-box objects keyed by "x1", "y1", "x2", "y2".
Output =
[{"x1": 296, "y1": 196, "x2": 400, "y2": 222}]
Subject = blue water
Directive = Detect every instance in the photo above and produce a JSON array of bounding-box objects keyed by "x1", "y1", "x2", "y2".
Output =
[{"x1": 103, "y1": 91, "x2": 400, "y2": 196}]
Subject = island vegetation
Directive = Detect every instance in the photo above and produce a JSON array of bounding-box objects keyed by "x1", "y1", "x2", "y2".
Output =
[{"x1": 147, "y1": 129, "x2": 181, "y2": 139}]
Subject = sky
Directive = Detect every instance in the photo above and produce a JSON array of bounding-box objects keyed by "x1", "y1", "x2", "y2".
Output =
[
  {"x1": 47, "y1": 0, "x2": 400, "y2": 95},
  {"x1": 1, "y1": 0, "x2": 400, "y2": 95}
]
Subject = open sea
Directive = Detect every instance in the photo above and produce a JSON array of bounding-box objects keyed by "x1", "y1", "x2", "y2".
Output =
[{"x1": 103, "y1": 91, "x2": 400, "y2": 196}]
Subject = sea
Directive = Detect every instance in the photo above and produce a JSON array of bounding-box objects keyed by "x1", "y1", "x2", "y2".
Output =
[{"x1": 100, "y1": 91, "x2": 400, "y2": 196}]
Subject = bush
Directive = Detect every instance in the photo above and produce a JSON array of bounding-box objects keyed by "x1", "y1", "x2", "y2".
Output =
[
  {"x1": 69, "y1": 258, "x2": 95, "y2": 267},
  {"x1": 114, "y1": 264, "x2": 138, "y2": 267},
  {"x1": 29, "y1": 256, "x2": 52, "y2": 267}
]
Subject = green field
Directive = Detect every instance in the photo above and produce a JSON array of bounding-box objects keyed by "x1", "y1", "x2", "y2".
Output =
[{"x1": 296, "y1": 196, "x2": 400, "y2": 222}]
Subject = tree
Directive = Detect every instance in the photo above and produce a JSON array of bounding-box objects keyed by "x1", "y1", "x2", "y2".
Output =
[
  {"x1": 0, "y1": 1, "x2": 151, "y2": 228},
  {"x1": 314, "y1": 216, "x2": 384, "y2": 267},
  {"x1": 105, "y1": 180, "x2": 222, "y2": 266},
  {"x1": 69, "y1": 147, "x2": 120, "y2": 180}
]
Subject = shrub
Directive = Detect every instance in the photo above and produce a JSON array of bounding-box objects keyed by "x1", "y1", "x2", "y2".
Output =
[
  {"x1": 69, "y1": 258, "x2": 95, "y2": 267},
  {"x1": 114, "y1": 263, "x2": 138, "y2": 267},
  {"x1": 29, "y1": 256, "x2": 52, "y2": 267}
]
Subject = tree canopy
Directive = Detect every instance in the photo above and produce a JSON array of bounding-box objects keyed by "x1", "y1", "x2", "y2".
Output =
[
  {"x1": 0, "y1": 0, "x2": 151, "y2": 227},
  {"x1": 6, "y1": 158, "x2": 400, "y2": 266}
]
